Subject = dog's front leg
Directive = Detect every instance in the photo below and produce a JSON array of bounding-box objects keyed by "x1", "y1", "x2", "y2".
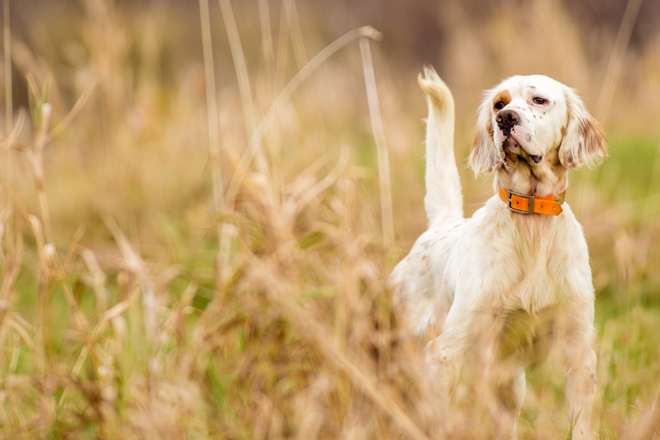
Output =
[
  {"x1": 564, "y1": 342, "x2": 597, "y2": 440},
  {"x1": 424, "y1": 332, "x2": 464, "y2": 397},
  {"x1": 424, "y1": 303, "x2": 479, "y2": 396},
  {"x1": 553, "y1": 222, "x2": 599, "y2": 439},
  {"x1": 559, "y1": 297, "x2": 597, "y2": 439}
]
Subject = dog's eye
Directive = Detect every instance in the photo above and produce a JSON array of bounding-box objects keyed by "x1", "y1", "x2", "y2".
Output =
[
  {"x1": 494, "y1": 102, "x2": 506, "y2": 110},
  {"x1": 533, "y1": 97, "x2": 548, "y2": 105}
]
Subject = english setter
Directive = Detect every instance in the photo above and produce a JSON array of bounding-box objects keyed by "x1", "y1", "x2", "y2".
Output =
[{"x1": 391, "y1": 68, "x2": 606, "y2": 438}]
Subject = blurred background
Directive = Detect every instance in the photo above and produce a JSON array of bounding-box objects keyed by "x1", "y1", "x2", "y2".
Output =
[
  {"x1": 1, "y1": 0, "x2": 660, "y2": 438},
  {"x1": 8, "y1": 0, "x2": 660, "y2": 239}
]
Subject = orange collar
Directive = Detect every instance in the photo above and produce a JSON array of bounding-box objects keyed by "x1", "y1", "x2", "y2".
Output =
[{"x1": 498, "y1": 185, "x2": 566, "y2": 216}]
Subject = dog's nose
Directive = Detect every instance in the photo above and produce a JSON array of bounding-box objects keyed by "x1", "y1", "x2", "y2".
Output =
[{"x1": 496, "y1": 109, "x2": 520, "y2": 134}]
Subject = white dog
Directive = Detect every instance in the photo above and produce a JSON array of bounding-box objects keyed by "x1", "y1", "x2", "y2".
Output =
[{"x1": 391, "y1": 68, "x2": 606, "y2": 438}]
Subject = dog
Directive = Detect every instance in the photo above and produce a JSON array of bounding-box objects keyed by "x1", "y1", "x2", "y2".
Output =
[{"x1": 390, "y1": 68, "x2": 606, "y2": 439}]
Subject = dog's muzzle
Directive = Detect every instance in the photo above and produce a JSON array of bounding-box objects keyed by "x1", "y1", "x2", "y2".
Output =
[{"x1": 496, "y1": 109, "x2": 520, "y2": 136}]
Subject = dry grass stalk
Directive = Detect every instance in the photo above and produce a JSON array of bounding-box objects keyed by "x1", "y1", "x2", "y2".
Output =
[
  {"x1": 219, "y1": 0, "x2": 269, "y2": 179},
  {"x1": 105, "y1": 216, "x2": 159, "y2": 346},
  {"x1": 359, "y1": 37, "x2": 394, "y2": 246},
  {"x1": 283, "y1": 0, "x2": 307, "y2": 70},
  {"x1": 199, "y1": 0, "x2": 235, "y2": 290},
  {"x1": 258, "y1": 0, "x2": 274, "y2": 89},
  {"x1": 34, "y1": 103, "x2": 53, "y2": 243},
  {"x1": 41, "y1": 79, "x2": 97, "y2": 145},
  {"x1": 3, "y1": 0, "x2": 11, "y2": 137},
  {"x1": 595, "y1": 0, "x2": 644, "y2": 124},
  {"x1": 574, "y1": 0, "x2": 642, "y2": 214},
  {"x1": 274, "y1": 1, "x2": 291, "y2": 94},
  {"x1": 198, "y1": 0, "x2": 223, "y2": 213}
]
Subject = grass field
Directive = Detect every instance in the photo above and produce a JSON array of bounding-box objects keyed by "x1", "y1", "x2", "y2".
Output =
[{"x1": 1, "y1": 0, "x2": 659, "y2": 439}]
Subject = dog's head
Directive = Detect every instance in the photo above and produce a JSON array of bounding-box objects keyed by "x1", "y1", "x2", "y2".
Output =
[{"x1": 469, "y1": 75, "x2": 607, "y2": 195}]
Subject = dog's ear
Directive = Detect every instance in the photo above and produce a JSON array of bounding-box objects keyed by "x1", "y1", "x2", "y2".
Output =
[
  {"x1": 469, "y1": 97, "x2": 502, "y2": 176},
  {"x1": 558, "y1": 88, "x2": 607, "y2": 169}
]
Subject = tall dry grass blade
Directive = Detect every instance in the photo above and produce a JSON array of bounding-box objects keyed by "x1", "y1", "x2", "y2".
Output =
[
  {"x1": 8, "y1": 329, "x2": 20, "y2": 372},
  {"x1": 1, "y1": 0, "x2": 15, "y2": 281},
  {"x1": 595, "y1": 0, "x2": 643, "y2": 123},
  {"x1": 647, "y1": 42, "x2": 660, "y2": 210},
  {"x1": 284, "y1": 0, "x2": 306, "y2": 69},
  {"x1": 641, "y1": 134, "x2": 660, "y2": 224},
  {"x1": 576, "y1": 0, "x2": 642, "y2": 213},
  {"x1": 198, "y1": 0, "x2": 223, "y2": 214},
  {"x1": 274, "y1": 2, "x2": 290, "y2": 94},
  {"x1": 35, "y1": 102, "x2": 50, "y2": 150},
  {"x1": 81, "y1": 248, "x2": 109, "y2": 312},
  {"x1": 0, "y1": 104, "x2": 23, "y2": 210},
  {"x1": 0, "y1": 224, "x2": 19, "y2": 300},
  {"x1": 0, "y1": 294, "x2": 10, "y2": 354},
  {"x1": 3, "y1": 0, "x2": 11, "y2": 136},
  {"x1": 60, "y1": 283, "x2": 89, "y2": 336},
  {"x1": 96, "y1": 286, "x2": 139, "y2": 329},
  {"x1": 225, "y1": 26, "x2": 383, "y2": 206},
  {"x1": 359, "y1": 38, "x2": 394, "y2": 246},
  {"x1": 71, "y1": 345, "x2": 88, "y2": 376},
  {"x1": 35, "y1": 103, "x2": 53, "y2": 243},
  {"x1": 2, "y1": 0, "x2": 11, "y2": 228},
  {"x1": 63, "y1": 224, "x2": 85, "y2": 267},
  {"x1": 219, "y1": 0, "x2": 269, "y2": 176},
  {"x1": 104, "y1": 216, "x2": 158, "y2": 346},
  {"x1": 249, "y1": 258, "x2": 432, "y2": 440},
  {"x1": 8, "y1": 314, "x2": 33, "y2": 350},
  {"x1": 285, "y1": 0, "x2": 330, "y2": 158},
  {"x1": 199, "y1": 0, "x2": 233, "y2": 286},
  {"x1": 257, "y1": 0, "x2": 274, "y2": 92},
  {"x1": 42, "y1": 78, "x2": 97, "y2": 145},
  {"x1": 27, "y1": 214, "x2": 47, "y2": 375},
  {"x1": 0, "y1": 105, "x2": 22, "y2": 148}
]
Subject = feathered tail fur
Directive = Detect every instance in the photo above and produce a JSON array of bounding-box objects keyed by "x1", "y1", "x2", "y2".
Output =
[{"x1": 418, "y1": 68, "x2": 463, "y2": 223}]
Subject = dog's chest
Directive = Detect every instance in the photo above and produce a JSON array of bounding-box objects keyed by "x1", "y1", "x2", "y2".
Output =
[
  {"x1": 463, "y1": 212, "x2": 565, "y2": 313},
  {"x1": 502, "y1": 219, "x2": 563, "y2": 313}
]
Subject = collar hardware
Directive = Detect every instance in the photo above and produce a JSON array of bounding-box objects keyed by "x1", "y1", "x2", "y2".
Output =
[{"x1": 507, "y1": 189, "x2": 534, "y2": 215}]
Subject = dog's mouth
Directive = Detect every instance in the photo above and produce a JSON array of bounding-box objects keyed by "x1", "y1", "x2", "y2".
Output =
[{"x1": 502, "y1": 135, "x2": 542, "y2": 165}]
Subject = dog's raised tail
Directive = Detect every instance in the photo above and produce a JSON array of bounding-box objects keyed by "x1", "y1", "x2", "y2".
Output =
[{"x1": 419, "y1": 67, "x2": 464, "y2": 223}]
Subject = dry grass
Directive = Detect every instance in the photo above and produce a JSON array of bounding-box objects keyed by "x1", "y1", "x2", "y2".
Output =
[{"x1": 0, "y1": 0, "x2": 659, "y2": 439}]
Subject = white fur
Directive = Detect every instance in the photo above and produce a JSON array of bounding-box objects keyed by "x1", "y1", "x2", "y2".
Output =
[{"x1": 391, "y1": 68, "x2": 607, "y2": 439}]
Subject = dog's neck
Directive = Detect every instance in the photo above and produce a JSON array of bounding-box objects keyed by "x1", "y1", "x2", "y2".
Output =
[{"x1": 495, "y1": 146, "x2": 567, "y2": 198}]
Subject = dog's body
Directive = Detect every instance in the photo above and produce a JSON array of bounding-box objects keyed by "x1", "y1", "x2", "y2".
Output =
[{"x1": 391, "y1": 69, "x2": 606, "y2": 439}]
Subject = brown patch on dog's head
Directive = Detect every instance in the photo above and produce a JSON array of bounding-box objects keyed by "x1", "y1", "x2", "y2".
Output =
[{"x1": 492, "y1": 90, "x2": 512, "y2": 112}]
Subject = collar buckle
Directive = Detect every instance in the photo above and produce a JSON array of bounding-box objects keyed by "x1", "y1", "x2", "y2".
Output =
[{"x1": 507, "y1": 189, "x2": 534, "y2": 215}]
